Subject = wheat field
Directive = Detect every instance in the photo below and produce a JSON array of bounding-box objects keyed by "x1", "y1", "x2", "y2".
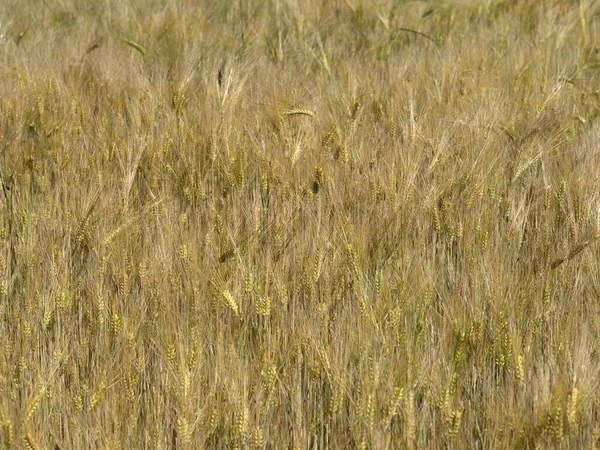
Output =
[{"x1": 1, "y1": 0, "x2": 600, "y2": 448}]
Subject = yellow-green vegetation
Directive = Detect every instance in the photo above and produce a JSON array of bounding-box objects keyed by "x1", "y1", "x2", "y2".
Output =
[{"x1": 1, "y1": 0, "x2": 600, "y2": 448}]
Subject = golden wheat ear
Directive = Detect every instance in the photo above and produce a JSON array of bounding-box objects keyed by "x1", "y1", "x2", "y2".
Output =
[{"x1": 284, "y1": 109, "x2": 315, "y2": 117}]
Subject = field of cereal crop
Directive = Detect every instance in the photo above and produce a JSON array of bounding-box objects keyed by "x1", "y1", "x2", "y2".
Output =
[{"x1": 1, "y1": 1, "x2": 600, "y2": 448}]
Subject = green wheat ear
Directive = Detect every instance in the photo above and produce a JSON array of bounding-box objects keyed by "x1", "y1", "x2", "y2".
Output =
[{"x1": 121, "y1": 38, "x2": 146, "y2": 55}]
